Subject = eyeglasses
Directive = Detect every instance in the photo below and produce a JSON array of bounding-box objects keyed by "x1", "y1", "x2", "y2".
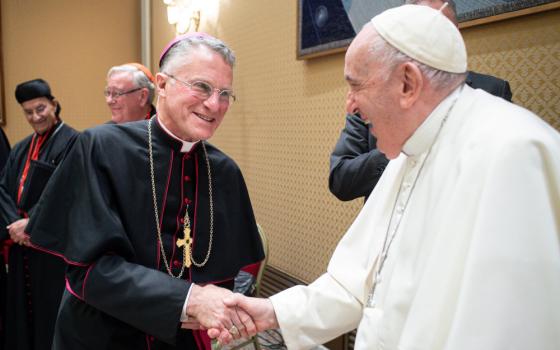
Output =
[
  {"x1": 103, "y1": 87, "x2": 143, "y2": 99},
  {"x1": 166, "y1": 74, "x2": 236, "y2": 104}
]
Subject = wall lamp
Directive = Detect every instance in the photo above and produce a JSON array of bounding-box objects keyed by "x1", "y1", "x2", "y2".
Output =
[{"x1": 164, "y1": 0, "x2": 201, "y2": 34}]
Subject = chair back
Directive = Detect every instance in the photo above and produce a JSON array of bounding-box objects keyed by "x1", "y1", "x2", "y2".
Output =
[{"x1": 254, "y1": 223, "x2": 268, "y2": 297}]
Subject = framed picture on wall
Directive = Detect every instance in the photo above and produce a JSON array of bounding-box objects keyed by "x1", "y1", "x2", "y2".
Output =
[
  {"x1": 297, "y1": 0, "x2": 560, "y2": 60},
  {"x1": 458, "y1": 0, "x2": 560, "y2": 28}
]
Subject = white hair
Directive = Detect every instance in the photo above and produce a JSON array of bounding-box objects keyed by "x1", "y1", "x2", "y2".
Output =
[
  {"x1": 160, "y1": 36, "x2": 236, "y2": 75},
  {"x1": 107, "y1": 65, "x2": 155, "y2": 103}
]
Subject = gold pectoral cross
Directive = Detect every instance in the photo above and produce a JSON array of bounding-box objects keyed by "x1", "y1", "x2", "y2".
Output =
[{"x1": 176, "y1": 227, "x2": 192, "y2": 268}]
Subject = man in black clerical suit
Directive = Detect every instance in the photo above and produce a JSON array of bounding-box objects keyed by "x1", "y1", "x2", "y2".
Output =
[
  {"x1": 27, "y1": 34, "x2": 264, "y2": 349},
  {"x1": 0, "y1": 79, "x2": 79, "y2": 350},
  {"x1": 329, "y1": 0, "x2": 513, "y2": 201}
]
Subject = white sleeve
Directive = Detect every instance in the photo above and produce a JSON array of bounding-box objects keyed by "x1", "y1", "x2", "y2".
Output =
[{"x1": 270, "y1": 273, "x2": 363, "y2": 350}]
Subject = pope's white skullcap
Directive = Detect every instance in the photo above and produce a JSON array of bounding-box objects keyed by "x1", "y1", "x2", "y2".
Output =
[{"x1": 371, "y1": 4, "x2": 467, "y2": 73}]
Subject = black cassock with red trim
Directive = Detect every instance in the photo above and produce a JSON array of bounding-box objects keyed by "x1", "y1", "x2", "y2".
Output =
[{"x1": 27, "y1": 118, "x2": 264, "y2": 349}]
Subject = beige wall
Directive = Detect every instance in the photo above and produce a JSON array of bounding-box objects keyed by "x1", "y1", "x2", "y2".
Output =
[
  {"x1": 1, "y1": 0, "x2": 141, "y2": 143},
  {"x1": 151, "y1": 2, "x2": 560, "y2": 283}
]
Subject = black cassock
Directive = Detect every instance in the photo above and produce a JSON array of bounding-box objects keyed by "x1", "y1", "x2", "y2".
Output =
[
  {"x1": 0, "y1": 122, "x2": 79, "y2": 350},
  {"x1": 27, "y1": 119, "x2": 264, "y2": 349}
]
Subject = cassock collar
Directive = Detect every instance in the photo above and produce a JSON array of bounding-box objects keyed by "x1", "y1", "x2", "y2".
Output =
[
  {"x1": 155, "y1": 116, "x2": 198, "y2": 153},
  {"x1": 402, "y1": 85, "x2": 462, "y2": 156}
]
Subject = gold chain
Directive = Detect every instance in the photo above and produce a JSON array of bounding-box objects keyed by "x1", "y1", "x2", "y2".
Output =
[{"x1": 148, "y1": 118, "x2": 214, "y2": 278}]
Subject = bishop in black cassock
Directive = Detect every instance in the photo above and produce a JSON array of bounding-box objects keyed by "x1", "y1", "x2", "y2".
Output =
[
  {"x1": 27, "y1": 34, "x2": 264, "y2": 349},
  {"x1": 0, "y1": 79, "x2": 79, "y2": 350}
]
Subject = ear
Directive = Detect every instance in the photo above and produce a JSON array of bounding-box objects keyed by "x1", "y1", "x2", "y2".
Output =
[
  {"x1": 399, "y1": 62, "x2": 423, "y2": 109},
  {"x1": 155, "y1": 73, "x2": 168, "y2": 98},
  {"x1": 139, "y1": 88, "x2": 149, "y2": 107}
]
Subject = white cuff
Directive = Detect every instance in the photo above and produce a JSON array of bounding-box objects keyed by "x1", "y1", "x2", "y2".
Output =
[{"x1": 180, "y1": 283, "x2": 194, "y2": 322}]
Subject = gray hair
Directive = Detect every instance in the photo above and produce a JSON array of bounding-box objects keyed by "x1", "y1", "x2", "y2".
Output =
[
  {"x1": 107, "y1": 65, "x2": 155, "y2": 103},
  {"x1": 368, "y1": 29, "x2": 466, "y2": 92},
  {"x1": 160, "y1": 36, "x2": 236, "y2": 75}
]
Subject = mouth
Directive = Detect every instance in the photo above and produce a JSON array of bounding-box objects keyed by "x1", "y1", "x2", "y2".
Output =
[{"x1": 194, "y1": 112, "x2": 214, "y2": 123}]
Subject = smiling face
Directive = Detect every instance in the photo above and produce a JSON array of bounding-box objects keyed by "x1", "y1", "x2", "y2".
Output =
[
  {"x1": 156, "y1": 46, "x2": 233, "y2": 142},
  {"x1": 21, "y1": 97, "x2": 58, "y2": 135},
  {"x1": 344, "y1": 27, "x2": 404, "y2": 159},
  {"x1": 105, "y1": 71, "x2": 148, "y2": 124}
]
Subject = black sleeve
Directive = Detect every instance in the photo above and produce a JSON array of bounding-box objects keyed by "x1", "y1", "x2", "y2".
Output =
[
  {"x1": 0, "y1": 147, "x2": 23, "y2": 240},
  {"x1": 501, "y1": 80, "x2": 513, "y2": 102},
  {"x1": 328, "y1": 114, "x2": 388, "y2": 201},
  {"x1": 28, "y1": 131, "x2": 190, "y2": 344},
  {"x1": 66, "y1": 256, "x2": 190, "y2": 344}
]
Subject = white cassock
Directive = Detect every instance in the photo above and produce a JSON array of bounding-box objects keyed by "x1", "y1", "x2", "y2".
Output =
[{"x1": 270, "y1": 85, "x2": 560, "y2": 350}]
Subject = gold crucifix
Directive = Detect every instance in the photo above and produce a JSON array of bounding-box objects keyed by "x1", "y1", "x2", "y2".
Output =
[{"x1": 176, "y1": 227, "x2": 192, "y2": 268}]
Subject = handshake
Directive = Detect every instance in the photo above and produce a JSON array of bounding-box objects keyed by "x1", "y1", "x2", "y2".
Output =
[{"x1": 182, "y1": 284, "x2": 279, "y2": 346}]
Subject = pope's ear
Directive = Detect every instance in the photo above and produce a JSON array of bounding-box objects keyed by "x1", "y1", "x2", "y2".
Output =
[
  {"x1": 155, "y1": 73, "x2": 168, "y2": 97},
  {"x1": 399, "y1": 62, "x2": 423, "y2": 109}
]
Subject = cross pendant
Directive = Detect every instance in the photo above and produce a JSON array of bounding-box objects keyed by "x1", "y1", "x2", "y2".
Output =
[{"x1": 177, "y1": 228, "x2": 192, "y2": 268}]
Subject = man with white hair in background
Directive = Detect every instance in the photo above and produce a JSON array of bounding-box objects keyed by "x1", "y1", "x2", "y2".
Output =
[
  {"x1": 212, "y1": 4, "x2": 560, "y2": 349},
  {"x1": 104, "y1": 62, "x2": 157, "y2": 124}
]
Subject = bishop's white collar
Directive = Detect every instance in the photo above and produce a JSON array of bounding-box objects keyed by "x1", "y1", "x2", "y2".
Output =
[{"x1": 156, "y1": 116, "x2": 197, "y2": 153}]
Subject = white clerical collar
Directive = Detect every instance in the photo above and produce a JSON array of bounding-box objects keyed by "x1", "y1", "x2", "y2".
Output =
[
  {"x1": 156, "y1": 116, "x2": 197, "y2": 152},
  {"x1": 402, "y1": 85, "x2": 462, "y2": 156}
]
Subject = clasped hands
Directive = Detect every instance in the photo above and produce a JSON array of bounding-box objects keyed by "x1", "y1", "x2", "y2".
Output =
[
  {"x1": 7, "y1": 218, "x2": 30, "y2": 246},
  {"x1": 181, "y1": 284, "x2": 277, "y2": 346}
]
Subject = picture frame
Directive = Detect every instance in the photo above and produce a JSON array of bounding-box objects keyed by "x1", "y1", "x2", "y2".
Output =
[
  {"x1": 458, "y1": 0, "x2": 560, "y2": 28},
  {"x1": 297, "y1": 0, "x2": 560, "y2": 60}
]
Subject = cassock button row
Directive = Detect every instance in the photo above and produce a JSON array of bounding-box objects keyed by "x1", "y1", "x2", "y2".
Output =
[
  {"x1": 184, "y1": 198, "x2": 191, "y2": 205},
  {"x1": 184, "y1": 175, "x2": 191, "y2": 182},
  {"x1": 173, "y1": 260, "x2": 181, "y2": 268}
]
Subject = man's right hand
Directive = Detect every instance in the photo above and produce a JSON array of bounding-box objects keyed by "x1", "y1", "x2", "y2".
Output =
[
  {"x1": 206, "y1": 293, "x2": 279, "y2": 345},
  {"x1": 185, "y1": 284, "x2": 257, "y2": 340}
]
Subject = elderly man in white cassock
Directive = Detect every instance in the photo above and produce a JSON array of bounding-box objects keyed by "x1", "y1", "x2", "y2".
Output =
[{"x1": 204, "y1": 3, "x2": 560, "y2": 350}]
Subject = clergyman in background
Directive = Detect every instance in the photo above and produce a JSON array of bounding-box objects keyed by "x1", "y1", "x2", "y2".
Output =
[
  {"x1": 0, "y1": 78, "x2": 79, "y2": 350},
  {"x1": 105, "y1": 62, "x2": 157, "y2": 124}
]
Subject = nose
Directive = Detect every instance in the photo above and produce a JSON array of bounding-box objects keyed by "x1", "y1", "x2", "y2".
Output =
[
  {"x1": 31, "y1": 110, "x2": 44, "y2": 122},
  {"x1": 203, "y1": 91, "x2": 223, "y2": 111},
  {"x1": 105, "y1": 94, "x2": 116, "y2": 104},
  {"x1": 345, "y1": 91, "x2": 358, "y2": 115}
]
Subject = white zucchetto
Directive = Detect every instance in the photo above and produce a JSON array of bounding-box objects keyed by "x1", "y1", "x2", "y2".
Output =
[{"x1": 371, "y1": 4, "x2": 467, "y2": 73}]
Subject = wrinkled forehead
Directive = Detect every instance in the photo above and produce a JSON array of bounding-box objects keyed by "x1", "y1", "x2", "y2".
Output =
[
  {"x1": 344, "y1": 26, "x2": 377, "y2": 80},
  {"x1": 174, "y1": 48, "x2": 233, "y2": 78}
]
